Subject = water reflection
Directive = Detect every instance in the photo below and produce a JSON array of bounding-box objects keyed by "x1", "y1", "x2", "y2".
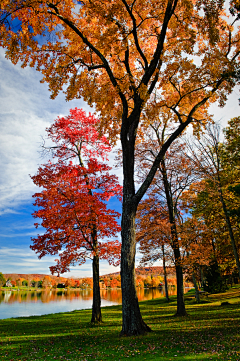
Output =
[
  {"x1": 0, "y1": 287, "x2": 180, "y2": 305},
  {"x1": 0, "y1": 287, "x2": 184, "y2": 320}
]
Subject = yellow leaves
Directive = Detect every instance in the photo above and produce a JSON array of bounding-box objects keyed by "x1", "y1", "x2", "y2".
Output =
[
  {"x1": 137, "y1": 83, "x2": 149, "y2": 102},
  {"x1": 0, "y1": 0, "x2": 239, "y2": 141}
]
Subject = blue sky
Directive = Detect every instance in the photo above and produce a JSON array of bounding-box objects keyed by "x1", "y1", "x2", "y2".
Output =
[
  {"x1": 0, "y1": 47, "x2": 239, "y2": 278},
  {"x1": 0, "y1": 47, "x2": 122, "y2": 278}
]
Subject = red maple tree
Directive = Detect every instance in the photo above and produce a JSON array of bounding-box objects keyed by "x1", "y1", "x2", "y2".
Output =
[{"x1": 31, "y1": 108, "x2": 122, "y2": 323}]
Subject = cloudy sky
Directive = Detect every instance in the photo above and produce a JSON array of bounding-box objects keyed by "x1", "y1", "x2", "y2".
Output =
[
  {"x1": 0, "y1": 47, "x2": 239, "y2": 278},
  {"x1": 0, "y1": 47, "x2": 122, "y2": 278}
]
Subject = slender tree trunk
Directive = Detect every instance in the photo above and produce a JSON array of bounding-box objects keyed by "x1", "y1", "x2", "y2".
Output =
[
  {"x1": 192, "y1": 272, "x2": 200, "y2": 303},
  {"x1": 78, "y1": 152, "x2": 102, "y2": 323},
  {"x1": 200, "y1": 266, "x2": 205, "y2": 289},
  {"x1": 200, "y1": 266, "x2": 207, "y2": 290},
  {"x1": 162, "y1": 244, "x2": 169, "y2": 302},
  {"x1": 217, "y1": 185, "x2": 240, "y2": 279},
  {"x1": 121, "y1": 203, "x2": 151, "y2": 335},
  {"x1": 161, "y1": 159, "x2": 187, "y2": 316},
  {"x1": 173, "y1": 244, "x2": 187, "y2": 316},
  {"x1": 91, "y1": 253, "x2": 102, "y2": 323},
  {"x1": 91, "y1": 226, "x2": 102, "y2": 323}
]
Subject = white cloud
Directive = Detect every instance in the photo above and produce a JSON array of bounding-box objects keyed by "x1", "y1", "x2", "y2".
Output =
[
  {"x1": 0, "y1": 47, "x2": 123, "y2": 215},
  {"x1": 0, "y1": 246, "x2": 56, "y2": 274},
  {"x1": 0, "y1": 208, "x2": 21, "y2": 216},
  {"x1": 208, "y1": 87, "x2": 240, "y2": 126},
  {"x1": 0, "y1": 48, "x2": 90, "y2": 215},
  {"x1": 0, "y1": 246, "x2": 119, "y2": 278},
  {"x1": 0, "y1": 232, "x2": 39, "y2": 238},
  {"x1": 10, "y1": 222, "x2": 36, "y2": 231}
]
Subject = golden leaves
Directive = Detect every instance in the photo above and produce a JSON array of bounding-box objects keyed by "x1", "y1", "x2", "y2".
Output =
[
  {"x1": 137, "y1": 83, "x2": 149, "y2": 101},
  {"x1": 0, "y1": 0, "x2": 239, "y2": 143}
]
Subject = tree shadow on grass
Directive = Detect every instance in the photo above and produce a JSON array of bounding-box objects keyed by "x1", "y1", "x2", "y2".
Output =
[{"x1": 0, "y1": 298, "x2": 240, "y2": 360}]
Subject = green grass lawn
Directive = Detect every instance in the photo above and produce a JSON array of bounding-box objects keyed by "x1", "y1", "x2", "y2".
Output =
[{"x1": 0, "y1": 287, "x2": 240, "y2": 361}]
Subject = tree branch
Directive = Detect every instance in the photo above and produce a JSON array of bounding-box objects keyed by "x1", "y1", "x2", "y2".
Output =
[
  {"x1": 46, "y1": 1, "x2": 128, "y2": 110},
  {"x1": 121, "y1": 0, "x2": 149, "y2": 70}
]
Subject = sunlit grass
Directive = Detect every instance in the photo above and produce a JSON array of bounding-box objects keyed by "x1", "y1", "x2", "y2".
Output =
[{"x1": 0, "y1": 286, "x2": 240, "y2": 360}]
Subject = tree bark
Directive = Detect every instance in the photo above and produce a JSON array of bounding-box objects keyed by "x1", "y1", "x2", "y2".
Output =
[
  {"x1": 120, "y1": 108, "x2": 152, "y2": 335},
  {"x1": 120, "y1": 203, "x2": 151, "y2": 335},
  {"x1": 91, "y1": 253, "x2": 102, "y2": 323},
  {"x1": 161, "y1": 159, "x2": 187, "y2": 316},
  {"x1": 173, "y1": 244, "x2": 187, "y2": 316},
  {"x1": 91, "y1": 225, "x2": 102, "y2": 323},
  {"x1": 200, "y1": 266, "x2": 206, "y2": 290},
  {"x1": 162, "y1": 244, "x2": 169, "y2": 302},
  {"x1": 192, "y1": 272, "x2": 200, "y2": 303}
]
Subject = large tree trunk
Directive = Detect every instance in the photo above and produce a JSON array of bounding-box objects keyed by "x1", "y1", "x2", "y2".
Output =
[
  {"x1": 162, "y1": 244, "x2": 169, "y2": 302},
  {"x1": 120, "y1": 110, "x2": 152, "y2": 336},
  {"x1": 120, "y1": 203, "x2": 151, "y2": 335},
  {"x1": 91, "y1": 253, "x2": 102, "y2": 323}
]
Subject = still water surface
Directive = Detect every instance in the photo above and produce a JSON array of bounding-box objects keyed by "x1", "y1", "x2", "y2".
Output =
[{"x1": 0, "y1": 287, "x2": 180, "y2": 320}]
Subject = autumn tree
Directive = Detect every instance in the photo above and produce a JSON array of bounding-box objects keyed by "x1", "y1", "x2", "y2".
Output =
[
  {"x1": 31, "y1": 108, "x2": 121, "y2": 323},
  {"x1": 135, "y1": 134, "x2": 196, "y2": 313},
  {"x1": 224, "y1": 117, "x2": 240, "y2": 164},
  {"x1": 181, "y1": 177, "x2": 240, "y2": 289},
  {"x1": 136, "y1": 277, "x2": 144, "y2": 288},
  {"x1": 223, "y1": 117, "x2": 240, "y2": 220},
  {"x1": 1, "y1": 0, "x2": 240, "y2": 334},
  {"x1": 32, "y1": 277, "x2": 41, "y2": 288},
  {"x1": 65, "y1": 278, "x2": 76, "y2": 288},
  {"x1": 0, "y1": 273, "x2": 6, "y2": 288},
  {"x1": 74, "y1": 279, "x2": 80, "y2": 288},
  {"x1": 16, "y1": 278, "x2": 25, "y2": 287},
  {"x1": 179, "y1": 216, "x2": 212, "y2": 302},
  {"x1": 42, "y1": 276, "x2": 52, "y2": 288},
  {"x1": 136, "y1": 200, "x2": 172, "y2": 302},
  {"x1": 186, "y1": 123, "x2": 240, "y2": 278}
]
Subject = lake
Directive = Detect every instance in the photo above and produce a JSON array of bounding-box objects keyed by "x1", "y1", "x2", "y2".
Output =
[{"x1": 0, "y1": 287, "x2": 181, "y2": 320}]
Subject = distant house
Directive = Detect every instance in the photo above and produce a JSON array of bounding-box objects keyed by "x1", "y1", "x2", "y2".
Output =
[{"x1": 6, "y1": 280, "x2": 12, "y2": 287}]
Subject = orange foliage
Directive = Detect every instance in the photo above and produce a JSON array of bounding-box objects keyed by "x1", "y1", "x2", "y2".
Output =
[
  {"x1": 1, "y1": 0, "x2": 239, "y2": 333},
  {"x1": 0, "y1": 1, "x2": 238, "y2": 135},
  {"x1": 42, "y1": 276, "x2": 52, "y2": 288}
]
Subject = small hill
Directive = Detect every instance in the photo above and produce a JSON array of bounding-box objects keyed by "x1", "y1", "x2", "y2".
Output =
[
  {"x1": 101, "y1": 266, "x2": 175, "y2": 278},
  {"x1": 136, "y1": 266, "x2": 175, "y2": 276},
  {"x1": 4, "y1": 267, "x2": 176, "y2": 282},
  {"x1": 3, "y1": 274, "x2": 69, "y2": 282}
]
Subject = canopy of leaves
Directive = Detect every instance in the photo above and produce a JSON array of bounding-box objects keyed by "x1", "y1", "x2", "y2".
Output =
[
  {"x1": 31, "y1": 108, "x2": 122, "y2": 275},
  {"x1": 0, "y1": 0, "x2": 240, "y2": 142},
  {"x1": 181, "y1": 120, "x2": 240, "y2": 276}
]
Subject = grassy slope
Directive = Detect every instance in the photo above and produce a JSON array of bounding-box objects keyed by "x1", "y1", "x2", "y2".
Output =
[{"x1": 0, "y1": 287, "x2": 239, "y2": 361}]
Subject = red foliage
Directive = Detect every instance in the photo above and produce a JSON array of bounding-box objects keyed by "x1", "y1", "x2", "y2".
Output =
[
  {"x1": 30, "y1": 108, "x2": 122, "y2": 275},
  {"x1": 110, "y1": 278, "x2": 119, "y2": 288}
]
